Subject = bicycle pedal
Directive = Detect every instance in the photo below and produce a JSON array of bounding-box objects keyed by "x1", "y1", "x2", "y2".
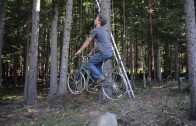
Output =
[
  {"x1": 112, "y1": 84, "x2": 118, "y2": 89},
  {"x1": 117, "y1": 94, "x2": 123, "y2": 98},
  {"x1": 91, "y1": 85, "x2": 98, "y2": 89}
]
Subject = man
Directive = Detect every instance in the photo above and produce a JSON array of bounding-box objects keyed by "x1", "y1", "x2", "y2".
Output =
[{"x1": 75, "y1": 14, "x2": 113, "y2": 84}]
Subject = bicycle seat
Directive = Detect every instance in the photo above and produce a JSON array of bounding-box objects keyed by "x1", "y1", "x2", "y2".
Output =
[{"x1": 104, "y1": 56, "x2": 113, "y2": 62}]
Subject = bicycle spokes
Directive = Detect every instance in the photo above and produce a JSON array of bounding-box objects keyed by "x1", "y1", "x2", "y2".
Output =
[
  {"x1": 102, "y1": 73, "x2": 128, "y2": 100},
  {"x1": 68, "y1": 71, "x2": 85, "y2": 94}
]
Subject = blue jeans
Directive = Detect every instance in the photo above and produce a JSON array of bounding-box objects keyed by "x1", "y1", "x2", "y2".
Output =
[{"x1": 85, "y1": 51, "x2": 113, "y2": 79}]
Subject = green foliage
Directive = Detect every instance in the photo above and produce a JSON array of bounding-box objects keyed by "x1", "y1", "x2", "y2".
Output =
[
  {"x1": 45, "y1": 0, "x2": 52, "y2": 5},
  {"x1": 83, "y1": 1, "x2": 93, "y2": 8},
  {"x1": 4, "y1": 0, "x2": 29, "y2": 63},
  {"x1": 2, "y1": 0, "x2": 186, "y2": 85}
]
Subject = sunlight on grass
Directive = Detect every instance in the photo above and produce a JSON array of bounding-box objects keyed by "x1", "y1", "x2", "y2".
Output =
[
  {"x1": 0, "y1": 94, "x2": 23, "y2": 100},
  {"x1": 0, "y1": 89, "x2": 23, "y2": 100}
]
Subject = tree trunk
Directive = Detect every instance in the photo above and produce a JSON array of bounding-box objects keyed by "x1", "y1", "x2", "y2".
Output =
[
  {"x1": 169, "y1": 44, "x2": 173, "y2": 78},
  {"x1": 13, "y1": 54, "x2": 19, "y2": 87},
  {"x1": 0, "y1": 0, "x2": 6, "y2": 87},
  {"x1": 184, "y1": 0, "x2": 196, "y2": 120},
  {"x1": 24, "y1": 0, "x2": 40, "y2": 105},
  {"x1": 129, "y1": 29, "x2": 135, "y2": 88},
  {"x1": 48, "y1": 4, "x2": 58, "y2": 97},
  {"x1": 147, "y1": 40, "x2": 152, "y2": 82},
  {"x1": 45, "y1": 31, "x2": 50, "y2": 85},
  {"x1": 163, "y1": 43, "x2": 169, "y2": 79},
  {"x1": 24, "y1": 20, "x2": 31, "y2": 100},
  {"x1": 99, "y1": 0, "x2": 112, "y2": 102},
  {"x1": 174, "y1": 40, "x2": 179, "y2": 80},
  {"x1": 122, "y1": 0, "x2": 126, "y2": 66},
  {"x1": 142, "y1": 44, "x2": 146, "y2": 88},
  {"x1": 157, "y1": 39, "x2": 162, "y2": 83},
  {"x1": 134, "y1": 30, "x2": 138, "y2": 80},
  {"x1": 58, "y1": 0, "x2": 73, "y2": 95},
  {"x1": 79, "y1": 0, "x2": 83, "y2": 45},
  {"x1": 39, "y1": 30, "x2": 46, "y2": 84}
]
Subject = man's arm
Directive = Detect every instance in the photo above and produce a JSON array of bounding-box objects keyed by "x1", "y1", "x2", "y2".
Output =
[
  {"x1": 88, "y1": 44, "x2": 97, "y2": 57},
  {"x1": 75, "y1": 36, "x2": 93, "y2": 56}
]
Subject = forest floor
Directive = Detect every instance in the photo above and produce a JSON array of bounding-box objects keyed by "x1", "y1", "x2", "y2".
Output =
[{"x1": 0, "y1": 81, "x2": 196, "y2": 126}]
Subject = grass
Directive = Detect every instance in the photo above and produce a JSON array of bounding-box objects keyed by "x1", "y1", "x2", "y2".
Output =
[
  {"x1": 15, "y1": 108, "x2": 83, "y2": 126},
  {"x1": 37, "y1": 113, "x2": 56, "y2": 126},
  {"x1": 0, "y1": 89, "x2": 23, "y2": 100},
  {"x1": 0, "y1": 80, "x2": 194, "y2": 126},
  {"x1": 161, "y1": 94, "x2": 190, "y2": 117},
  {"x1": 108, "y1": 101, "x2": 119, "y2": 111}
]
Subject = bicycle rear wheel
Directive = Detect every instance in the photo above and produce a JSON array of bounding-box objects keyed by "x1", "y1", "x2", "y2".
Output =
[
  {"x1": 67, "y1": 71, "x2": 85, "y2": 94},
  {"x1": 102, "y1": 72, "x2": 128, "y2": 100}
]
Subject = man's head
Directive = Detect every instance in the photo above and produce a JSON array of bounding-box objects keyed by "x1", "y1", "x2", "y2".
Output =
[{"x1": 95, "y1": 14, "x2": 107, "y2": 26}]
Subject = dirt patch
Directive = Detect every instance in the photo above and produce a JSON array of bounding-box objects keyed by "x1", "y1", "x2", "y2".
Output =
[{"x1": 0, "y1": 86, "x2": 196, "y2": 126}]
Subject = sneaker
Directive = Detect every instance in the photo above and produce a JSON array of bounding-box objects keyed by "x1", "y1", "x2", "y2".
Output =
[{"x1": 96, "y1": 76, "x2": 106, "y2": 84}]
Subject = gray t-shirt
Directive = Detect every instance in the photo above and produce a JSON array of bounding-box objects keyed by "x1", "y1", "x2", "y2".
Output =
[{"x1": 90, "y1": 27, "x2": 112, "y2": 53}]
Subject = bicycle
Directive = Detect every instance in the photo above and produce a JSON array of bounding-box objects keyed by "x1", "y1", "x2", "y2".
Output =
[{"x1": 67, "y1": 56, "x2": 128, "y2": 100}]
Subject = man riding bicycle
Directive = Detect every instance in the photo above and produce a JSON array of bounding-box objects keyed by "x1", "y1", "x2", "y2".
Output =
[{"x1": 75, "y1": 14, "x2": 113, "y2": 84}]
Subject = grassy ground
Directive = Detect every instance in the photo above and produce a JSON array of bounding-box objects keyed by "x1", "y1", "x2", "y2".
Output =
[{"x1": 0, "y1": 81, "x2": 196, "y2": 126}]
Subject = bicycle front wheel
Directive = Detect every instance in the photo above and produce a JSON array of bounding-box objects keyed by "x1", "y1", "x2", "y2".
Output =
[
  {"x1": 102, "y1": 72, "x2": 128, "y2": 100},
  {"x1": 67, "y1": 71, "x2": 85, "y2": 94}
]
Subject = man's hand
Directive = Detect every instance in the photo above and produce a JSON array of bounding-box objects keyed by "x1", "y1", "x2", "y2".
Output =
[
  {"x1": 75, "y1": 36, "x2": 93, "y2": 56},
  {"x1": 87, "y1": 52, "x2": 93, "y2": 57},
  {"x1": 75, "y1": 50, "x2": 82, "y2": 56}
]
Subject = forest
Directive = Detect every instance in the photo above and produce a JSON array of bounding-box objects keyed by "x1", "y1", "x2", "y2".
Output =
[{"x1": 0, "y1": 0, "x2": 196, "y2": 125}]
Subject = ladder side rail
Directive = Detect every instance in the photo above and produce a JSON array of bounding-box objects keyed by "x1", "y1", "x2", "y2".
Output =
[
  {"x1": 111, "y1": 42, "x2": 129, "y2": 87},
  {"x1": 111, "y1": 34, "x2": 135, "y2": 98},
  {"x1": 95, "y1": 0, "x2": 101, "y2": 12},
  {"x1": 112, "y1": 42, "x2": 135, "y2": 98},
  {"x1": 111, "y1": 41, "x2": 124, "y2": 77}
]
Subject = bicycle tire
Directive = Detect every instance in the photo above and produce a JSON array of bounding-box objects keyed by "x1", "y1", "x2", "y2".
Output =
[
  {"x1": 102, "y1": 72, "x2": 128, "y2": 100},
  {"x1": 67, "y1": 71, "x2": 85, "y2": 94}
]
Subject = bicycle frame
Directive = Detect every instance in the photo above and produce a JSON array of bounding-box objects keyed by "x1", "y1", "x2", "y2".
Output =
[
  {"x1": 76, "y1": 56, "x2": 122, "y2": 84},
  {"x1": 68, "y1": 56, "x2": 129, "y2": 100},
  {"x1": 79, "y1": 64, "x2": 96, "y2": 84},
  {"x1": 75, "y1": 58, "x2": 114, "y2": 88}
]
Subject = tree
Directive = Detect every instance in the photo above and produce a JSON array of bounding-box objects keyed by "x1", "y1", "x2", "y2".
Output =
[
  {"x1": 99, "y1": 0, "x2": 112, "y2": 101},
  {"x1": 0, "y1": 0, "x2": 187, "y2": 95},
  {"x1": 48, "y1": 3, "x2": 58, "y2": 97},
  {"x1": 58, "y1": 0, "x2": 73, "y2": 95},
  {"x1": 0, "y1": 0, "x2": 6, "y2": 87},
  {"x1": 122, "y1": 0, "x2": 126, "y2": 65},
  {"x1": 24, "y1": 0, "x2": 40, "y2": 105},
  {"x1": 24, "y1": 0, "x2": 31, "y2": 102},
  {"x1": 184, "y1": 0, "x2": 196, "y2": 120}
]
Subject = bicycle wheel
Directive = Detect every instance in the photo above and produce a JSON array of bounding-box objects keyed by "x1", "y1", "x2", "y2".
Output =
[
  {"x1": 67, "y1": 71, "x2": 85, "y2": 94},
  {"x1": 102, "y1": 72, "x2": 128, "y2": 100}
]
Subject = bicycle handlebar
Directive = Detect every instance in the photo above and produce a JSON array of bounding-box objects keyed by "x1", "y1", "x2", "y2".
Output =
[
  {"x1": 73, "y1": 55, "x2": 80, "y2": 59},
  {"x1": 73, "y1": 55, "x2": 89, "y2": 59}
]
